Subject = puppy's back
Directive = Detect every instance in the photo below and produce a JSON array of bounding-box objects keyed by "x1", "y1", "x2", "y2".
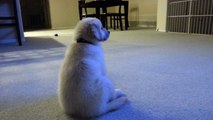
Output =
[{"x1": 58, "y1": 43, "x2": 106, "y2": 116}]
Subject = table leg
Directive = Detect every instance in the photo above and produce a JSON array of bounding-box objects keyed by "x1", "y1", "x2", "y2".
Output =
[
  {"x1": 96, "y1": 7, "x2": 106, "y2": 28},
  {"x1": 78, "y1": 1, "x2": 83, "y2": 20},
  {"x1": 124, "y1": 2, "x2": 129, "y2": 30}
]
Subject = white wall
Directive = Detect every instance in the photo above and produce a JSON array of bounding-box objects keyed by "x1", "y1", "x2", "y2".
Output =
[
  {"x1": 0, "y1": 0, "x2": 25, "y2": 44},
  {"x1": 48, "y1": 0, "x2": 158, "y2": 29},
  {"x1": 129, "y1": 0, "x2": 157, "y2": 27},
  {"x1": 156, "y1": 0, "x2": 168, "y2": 32},
  {"x1": 49, "y1": 0, "x2": 79, "y2": 29}
]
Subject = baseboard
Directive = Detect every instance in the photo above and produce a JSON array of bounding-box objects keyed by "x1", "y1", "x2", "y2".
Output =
[
  {"x1": 156, "y1": 29, "x2": 166, "y2": 32},
  {"x1": 129, "y1": 21, "x2": 157, "y2": 28},
  {"x1": 51, "y1": 26, "x2": 75, "y2": 30}
]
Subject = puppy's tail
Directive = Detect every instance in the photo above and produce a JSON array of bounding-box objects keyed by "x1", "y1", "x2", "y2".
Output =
[{"x1": 105, "y1": 96, "x2": 127, "y2": 113}]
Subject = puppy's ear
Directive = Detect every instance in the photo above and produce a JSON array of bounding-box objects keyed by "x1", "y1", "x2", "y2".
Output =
[{"x1": 87, "y1": 24, "x2": 100, "y2": 40}]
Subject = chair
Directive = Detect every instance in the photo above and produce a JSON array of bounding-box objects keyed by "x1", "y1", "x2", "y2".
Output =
[
  {"x1": 79, "y1": 0, "x2": 108, "y2": 28},
  {"x1": 105, "y1": 0, "x2": 125, "y2": 30},
  {"x1": 0, "y1": 0, "x2": 22, "y2": 46}
]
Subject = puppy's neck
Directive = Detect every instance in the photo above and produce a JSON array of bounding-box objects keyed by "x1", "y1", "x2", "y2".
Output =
[{"x1": 76, "y1": 38, "x2": 95, "y2": 45}]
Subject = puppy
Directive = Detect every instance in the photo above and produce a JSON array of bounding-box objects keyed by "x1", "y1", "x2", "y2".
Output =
[{"x1": 58, "y1": 18, "x2": 127, "y2": 118}]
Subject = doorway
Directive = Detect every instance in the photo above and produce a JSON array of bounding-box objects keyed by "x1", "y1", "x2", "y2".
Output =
[{"x1": 20, "y1": 0, "x2": 51, "y2": 31}]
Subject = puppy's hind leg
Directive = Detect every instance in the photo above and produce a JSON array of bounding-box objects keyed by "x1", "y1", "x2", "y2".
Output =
[
  {"x1": 106, "y1": 95, "x2": 127, "y2": 113},
  {"x1": 114, "y1": 89, "x2": 127, "y2": 98}
]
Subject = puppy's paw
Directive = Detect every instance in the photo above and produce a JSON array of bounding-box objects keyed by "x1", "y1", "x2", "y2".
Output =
[
  {"x1": 118, "y1": 96, "x2": 128, "y2": 104},
  {"x1": 115, "y1": 89, "x2": 127, "y2": 98}
]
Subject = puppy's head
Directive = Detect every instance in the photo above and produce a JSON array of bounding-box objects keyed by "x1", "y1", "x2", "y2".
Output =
[{"x1": 74, "y1": 18, "x2": 110, "y2": 44}]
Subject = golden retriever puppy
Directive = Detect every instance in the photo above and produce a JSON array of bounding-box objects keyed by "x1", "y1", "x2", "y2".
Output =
[{"x1": 58, "y1": 18, "x2": 127, "y2": 118}]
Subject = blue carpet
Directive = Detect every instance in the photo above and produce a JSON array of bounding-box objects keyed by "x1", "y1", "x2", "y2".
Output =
[{"x1": 0, "y1": 29, "x2": 213, "y2": 120}]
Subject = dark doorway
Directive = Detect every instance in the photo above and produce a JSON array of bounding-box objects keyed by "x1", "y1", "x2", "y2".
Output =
[{"x1": 20, "y1": 0, "x2": 51, "y2": 31}]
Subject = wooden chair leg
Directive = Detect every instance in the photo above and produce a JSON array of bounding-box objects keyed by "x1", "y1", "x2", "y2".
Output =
[
  {"x1": 105, "y1": 16, "x2": 108, "y2": 29},
  {"x1": 110, "y1": 16, "x2": 113, "y2": 28},
  {"x1": 119, "y1": 15, "x2": 123, "y2": 31},
  {"x1": 113, "y1": 15, "x2": 116, "y2": 30},
  {"x1": 116, "y1": 16, "x2": 119, "y2": 29}
]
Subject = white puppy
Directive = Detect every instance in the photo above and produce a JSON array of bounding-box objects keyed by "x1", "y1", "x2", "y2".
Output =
[{"x1": 58, "y1": 18, "x2": 128, "y2": 118}]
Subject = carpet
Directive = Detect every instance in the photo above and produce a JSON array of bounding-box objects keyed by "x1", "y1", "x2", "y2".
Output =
[{"x1": 0, "y1": 29, "x2": 213, "y2": 120}]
